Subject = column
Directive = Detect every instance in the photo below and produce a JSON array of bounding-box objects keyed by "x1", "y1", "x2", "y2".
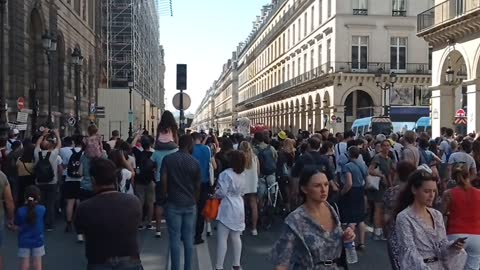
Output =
[
  {"x1": 467, "y1": 82, "x2": 480, "y2": 134},
  {"x1": 431, "y1": 85, "x2": 455, "y2": 138}
]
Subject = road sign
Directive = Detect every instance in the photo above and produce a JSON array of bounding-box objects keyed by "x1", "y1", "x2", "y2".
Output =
[
  {"x1": 90, "y1": 102, "x2": 96, "y2": 114},
  {"x1": 336, "y1": 117, "x2": 342, "y2": 123},
  {"x1": 16, "y1": 112, "x2": 28, "y2": 123},
  {"x1": 96, "y1": 106, "x2": 105, "y2": 118},
  {"x1": 331, "y1": 115, "x2": 337, "y2": 121},
  {"x1": 68, "y1": 117, "x2": 76, "y2": 127},
  {"x1": 172, "y1": 92, "x2": 191, "y2": 110},
  {"x1": 455, "y1": 109, "x2": 466, "y2": 117},
  {"x1": 17, "y1": 97, "x2": 25, "y2": 111}
]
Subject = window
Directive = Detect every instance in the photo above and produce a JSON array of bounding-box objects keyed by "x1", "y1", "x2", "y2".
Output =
[
  {"x1": 304, "y1": 12, "x2": 308, "y2": 36},
  {"x1": 327, "y1": 0, "x2": 331, "y2": 17},
  {"x1": 282, "y1": 67, "x2": 286, "y2": 82},
  {"x1": 353, "y1": 0, "x2": 368, "y2": 15},
  {"x1": 283, "y1": 33, "x2": 286, "y2": 53},
  {"x1": 428, "y1": 46, "x2": 433, "y2": 71},
  {"x1": 351, "y1": 36, "x2": 368, "y2": 70},
  {"x1": 292, "y1": 24, "x2": 296, "y2": 46},
  {"x1": 318, "y1": 43, "x2": 323, "y2": 67},
  {"x1": 456, "y1": 0, "x2": 466, "y2": 16},
  {"x1": 293, "y1": 60, "x2": 296, "y2": 77},
  {"x1": 392, "y1": 0, "x2": 406, "y2": 16},
  {"x1": 287, "y1": 29, "x2": 290, "y2": 49},
  {"x1": 319, "y1": 0, "x2": 323, "y2": 24},
  {"x1": 311, "y1": 6, "x2": 315, "y2": 31},
  {"x1": 298, "y1": 19, "x2": 301, "y2": 40},
  {"x1": 287, "y1": 64, "x2": 290, "y2": 80},
  {"x1": 390, "y1": 37, "x2": 407, "y2": 71},
  {"x1": 298, "y1": 57, "x2": 302, "y2": 75},
  {"x1": 327, "y1": 39, "x2": 332, "y2": 68},
  {"x1": 304, "y1": 54, "x2": 307, "y2": 73},
  {"x1": 310, "y1": 49, "x2": 315, "y2": 71}
]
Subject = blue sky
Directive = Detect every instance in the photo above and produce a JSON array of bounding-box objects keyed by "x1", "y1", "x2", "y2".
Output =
[{"x1": 159, "y1": 0, "x2": 267, "y2": 113}]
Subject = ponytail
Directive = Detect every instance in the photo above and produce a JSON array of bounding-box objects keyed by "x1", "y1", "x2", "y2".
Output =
[{"x1": 26, "y1": 196, "x2": 37, "y2": 226}]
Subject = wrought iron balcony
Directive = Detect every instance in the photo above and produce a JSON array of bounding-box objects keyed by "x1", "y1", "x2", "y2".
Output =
[
  {"x1": 353, "y1": 9, "x2": 368, "y2": 15},
  {"x1": 392, "y1": 10, "x2": 407, "y2": 16},
  {"x1": 418, "y1": 0, "x2": 480, "y2": 33}
]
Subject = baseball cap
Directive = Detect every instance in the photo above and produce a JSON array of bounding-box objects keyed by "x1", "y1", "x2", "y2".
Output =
[
  {"x1": 278, "y1": 131, "x2": 287, "y2": 140},
  {"x1": 376, "y1": 134, "x2": 386, "y2": 141},
  {"x1": 13, "y1": 129, "x2": 19, "y2": 135}
]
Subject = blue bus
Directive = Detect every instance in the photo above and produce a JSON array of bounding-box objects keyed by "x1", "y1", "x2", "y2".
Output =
[
  {"x1": 351, "y1": 117, "x2": 393, "y2": 137},
  {"x1": 414, "y1": 117, "x2": 431, "y2": 135}
]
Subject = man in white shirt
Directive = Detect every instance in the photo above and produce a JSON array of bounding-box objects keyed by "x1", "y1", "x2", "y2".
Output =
[{"x1": 34, "y1": 128, "x2": 62, "y2": 231}]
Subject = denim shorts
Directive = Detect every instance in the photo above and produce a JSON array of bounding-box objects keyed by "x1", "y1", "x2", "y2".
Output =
[{"x1": 18, "y1": 246, "x2": 45, "y2": 258}]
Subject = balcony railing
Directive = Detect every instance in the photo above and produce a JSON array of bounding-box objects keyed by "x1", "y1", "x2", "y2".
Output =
[
  {"x1": 353, "y1": 9, "x2": 368, "y2": 15},
  {"x1": 237, "y1": 62, "x2": 430, "y2": 107},
  {"x1": 392, "y1": 10, "x2": 407, "y2": 16},
  {"x1": 418, "y1": 0, "x2": 480, "y2": 32}
]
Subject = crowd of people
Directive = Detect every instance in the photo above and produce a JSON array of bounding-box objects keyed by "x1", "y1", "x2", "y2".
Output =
[{"x1": 1, "y1": 111, "x2": 480, "y2": 270}]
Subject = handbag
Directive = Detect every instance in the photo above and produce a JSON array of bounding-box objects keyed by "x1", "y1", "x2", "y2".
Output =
[
  {"x1": 202, "y1": 198, "x2": 220, "y2": 221},
  {"x1": 365, "y1": 175, "x2": 381, "y2": 190}
]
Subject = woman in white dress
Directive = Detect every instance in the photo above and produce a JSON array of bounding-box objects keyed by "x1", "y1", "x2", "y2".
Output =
[
  {"x1": 238, "y1": 141, "x2": 260, "y2": 235},
  {"x1": 215, "y1": 150, "x2": 246, "y2": 270}
]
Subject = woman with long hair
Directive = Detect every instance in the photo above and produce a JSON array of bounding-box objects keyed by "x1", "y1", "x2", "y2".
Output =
[
  {"x1": 238, "y1": 141, "x2": 260, "y2": 236},
  {"x1": 278, "y1": 138, "x2": 296, "y2": 212},
  {"x1": 394, "y1": 169, "x2": 467, "y2": 269},
  {"x1": 110, "y1": 149, "x2": 135, "y2": 194},
  {"x1": 270, "y1": 167, "x2": 355, "y2": 270},
  {"x1": 16, "y1": 144, "x2": 36, "y2": 207},
  {"x1": 14, "y1": 185, "x2": 46, "y2": 270},
  {"x1": 215, "y1": 137, "x2": 234, "y2": 176},
  {"x1": 155, "y1": 110, "x2": 179, "y2": 150},
  {"x1": 215, "y1": 151, "x2": 247, "y2": 270},
  {"x1": 442, "y1": 163, "x2": 480, "y2": 270},
  {"x1": 383, "y1": 161, "x2": 417, "y2": 270}
]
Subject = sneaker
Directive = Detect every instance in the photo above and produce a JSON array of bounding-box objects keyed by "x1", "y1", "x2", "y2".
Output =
[
  {"x1": 194, "y1": 238, "x2": 205, "y2": 245},
  {"x1": 372, "y1": 234, "x2": 387, "y2": 241},
  {"x1": 206, "y1": 223, "x2": 212, "y2": 237},
  {"x1": 146, "y1": 225, "x2": 155, "y2": 230},
  {"x1": 46, "y1": 227, "x2": 54, "y2": 232},
  {"x1": 251, "y1": 229, "x2": 258, "y2": 236},
  {"x1": 138, "y1": 225, "x2": 146, "y2": 231},
  {"x1": 155, "y1": 231, "x2": 162, "y2": 238},
  {"x1": 77, "y1": 234, "x2": 84, "y2": 242}
]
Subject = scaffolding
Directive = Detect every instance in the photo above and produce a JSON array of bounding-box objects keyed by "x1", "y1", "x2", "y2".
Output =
[{"x1": 102, "y1": 0, "x2": 163, "y2": 107}]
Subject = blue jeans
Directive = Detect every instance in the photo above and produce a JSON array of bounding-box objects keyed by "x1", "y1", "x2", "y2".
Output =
[
  {"x1": 166, "y1": 204, "x2": 197, "y2": 270},
  {"x1": 87, "y1": 260, "x2": 143, "y2": 270}
]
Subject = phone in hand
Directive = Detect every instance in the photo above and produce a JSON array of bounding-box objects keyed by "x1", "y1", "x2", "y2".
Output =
[{"x1": 456, "y1": 237, "x2": 468, "y2": 243}]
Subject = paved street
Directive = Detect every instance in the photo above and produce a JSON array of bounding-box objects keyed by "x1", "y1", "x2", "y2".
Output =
[{"x1": 4, "y1": 220, "x2": 391, "y2": 269}]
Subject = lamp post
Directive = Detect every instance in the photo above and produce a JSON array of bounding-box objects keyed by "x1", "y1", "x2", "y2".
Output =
[
  {"x1": 0, "y1": 0, "x2": 7, "y2": 137},
  {"x1": 375, "y1": 68, "x2": 397, "y2": 116},
  {"x1": 71, "y1": 48, "x2": 83, "y2": 134},
  {"x1": 128, "y1": 74, "x2": 134, "y2": 138},
  {"x1": 42, "y1": 31, "x2": 57, "y2": 128}
]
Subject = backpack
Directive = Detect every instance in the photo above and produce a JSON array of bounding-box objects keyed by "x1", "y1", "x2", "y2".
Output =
[
  {"x1": 84, "y1": 135, "x2": 102, "y2": 159},
  {"x1": 67, "y1": 149, "x2": 83, "y2": 178},
  {"x1": 256, "y1": 146, "x2": 276, "y2": 176},
  {"x1": 136, "y1": 151, "x2": 155, "y2": 185},
  {"x1": 35, "y1": 152, "x2": 54, "y2": 183}
]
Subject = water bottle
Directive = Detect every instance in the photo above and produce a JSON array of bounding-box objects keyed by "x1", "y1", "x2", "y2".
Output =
[{"x1": 343, "y1": 241, "x2": 358, "y2": 264}]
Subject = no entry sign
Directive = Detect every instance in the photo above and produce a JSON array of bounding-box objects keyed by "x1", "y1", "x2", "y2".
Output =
[{"x1": 17, "y1": 97, "x2": 25, "y2": 111}]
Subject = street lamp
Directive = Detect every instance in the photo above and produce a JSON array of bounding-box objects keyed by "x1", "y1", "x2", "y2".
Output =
[
  {"x1": 42, "y1": 31, "x2": 57, "y2": 128},
  {"x1": 375, "y1": 68, "x2": 397, "y2": 116},
  {"x1": 71, "y1": 48, "x2": 83, "y2": 134},
  {"x1": 445, "y1": 66, "x2": 455, "y2": 84},
  {"x1": 128, "y1": 73, "x2": 134, "y2": 138},
  {"x1": 0, "y1": 0, "x2": 8, "y2": 137}
]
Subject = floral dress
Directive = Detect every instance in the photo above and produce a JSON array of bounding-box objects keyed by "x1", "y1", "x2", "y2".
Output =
[
  {"x1": 383, "y1": 185, "x2": 402, "y2": 270},
  {"x1": 270, "y1": 204, "x2": 345, "y2": 270},
  {"x1": 395, "y1": 206, "x2": 467, "y2": 270}
]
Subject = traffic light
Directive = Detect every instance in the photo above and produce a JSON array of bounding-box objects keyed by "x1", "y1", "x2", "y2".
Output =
[{"x1": 176, "y1": 64, "x2": 187, "y2": 90}]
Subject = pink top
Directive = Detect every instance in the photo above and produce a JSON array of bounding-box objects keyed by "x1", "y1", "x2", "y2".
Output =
[{"x1": 157, "y1": 130, "x2": 174, "y2": 143}]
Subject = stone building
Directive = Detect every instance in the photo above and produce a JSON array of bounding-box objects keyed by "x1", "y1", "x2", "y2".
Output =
[
  {"x1": 417, "y1": 0, "x2": 480, "y2": 137},
  {"x1": 6, "y1": 0, "x2": 101, "y2": 135}
]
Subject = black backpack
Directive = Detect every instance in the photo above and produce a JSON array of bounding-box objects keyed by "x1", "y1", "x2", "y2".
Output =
[
  {"x1": 136, "y1": 151, "x2": 155, "y2": 185},
  {"x1": 257, "y1": 146, "x2": 277, "y2": 176},
  {"x1": 35, "y1": 152, "x2": 54, "y2": 183},
  {"x1": 67, "y1": 149, "x2": 83, "y2": 178}
]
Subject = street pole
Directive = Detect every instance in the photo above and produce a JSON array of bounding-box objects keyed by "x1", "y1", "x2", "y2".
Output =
[
  {"x1": 0, "y1": 0, "x2": 8, "y2": 137},
  {"x1": 179, "y1": 89, "x2": 184, "y2": 133},
  {"x1": 47, "y1": 51, "x2": 52, "y2": 128},
  {"x1": 128, "y1": 86, "x2": 133, "y2": 138},
  {"x1": 143, "y1": 98, "x2": 146, "y2": 130}
]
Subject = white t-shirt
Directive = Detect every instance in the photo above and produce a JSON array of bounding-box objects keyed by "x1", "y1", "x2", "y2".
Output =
[
  {"x1": 448, "y1": 152, "x2": 476, "y2": 172},
  {"x1": 439, "y1": 139, "x2": 452, "y2": 163},
  {"x1": 119, "y1": 168, "x2": 134, "y2": 194},
  {"x1": 34, "y1": 147, "x2": 61, "y2": 184}
]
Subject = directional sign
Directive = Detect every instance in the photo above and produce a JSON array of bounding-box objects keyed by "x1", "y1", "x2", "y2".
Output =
[
  {"x1": 90, "y1": 102, "x2": 96, "y2": 114},
  {"x1": 16, "y1": 112, "x2": 28, "y2": 123},
  {"x1": 68, "y1": 117, "x2": 76, "y2": 127},
  {"x1": 17, "y1": 97, "x2": 25, "y2": 111}
]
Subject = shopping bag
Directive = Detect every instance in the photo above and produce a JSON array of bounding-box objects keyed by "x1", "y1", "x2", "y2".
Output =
[{"x1": 203, "y1": 198, "x2": 220, "y2": 220}]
